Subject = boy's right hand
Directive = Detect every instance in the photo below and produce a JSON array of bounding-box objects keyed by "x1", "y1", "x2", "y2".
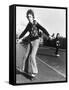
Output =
[{"x1": 16, "y1": 39, "x2": 22, "y2": 44}]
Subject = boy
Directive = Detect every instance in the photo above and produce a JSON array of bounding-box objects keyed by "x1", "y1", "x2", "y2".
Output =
[
  {"x1": 17, "y1": 9, "x2": 52, "y2": 78},
  {"x1": 55, "y1": 33, "x2": 60, "y2": 57}
]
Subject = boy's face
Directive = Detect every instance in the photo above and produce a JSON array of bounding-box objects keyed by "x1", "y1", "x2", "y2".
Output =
[
  {"x1": 57, "y1": 34, "x2": 60, "y2": 38},
  {"x1": 27, "y1": 14, "x2": 34, "y2": 23},
  {"x1": 57, "y1": 34, "x2": 60, "y2": 37}
]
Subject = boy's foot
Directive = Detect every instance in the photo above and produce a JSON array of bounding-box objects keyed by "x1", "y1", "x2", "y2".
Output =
[
  {"x1": 56, "y1": 54, "x2": 60, "y2": 57},
  {"x1": 30, "y1": 74, "x2": 38, "y2": 81},
  {"x1": 31, "y1": 74, "x2": 36, "y2": 77},
  {"x1": 16, "y1": 66, "x2": 23, "y2": 72},
  {"x1": 22, "y1": 67, "x2": 25, "y2": 71}
]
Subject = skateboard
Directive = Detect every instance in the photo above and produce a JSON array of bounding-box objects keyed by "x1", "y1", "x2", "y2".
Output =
[{"x1": 16, "y1": 66, "x2": 38, "y2": 81}]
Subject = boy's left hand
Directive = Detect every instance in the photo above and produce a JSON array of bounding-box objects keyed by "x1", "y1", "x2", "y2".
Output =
[{"x1": 49, "y1": 35, "x2": 53, "y2": 40}]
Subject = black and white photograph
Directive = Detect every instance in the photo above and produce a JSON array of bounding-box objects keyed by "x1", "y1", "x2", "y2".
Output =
[{"x1": 15, "y1": 5, "x2": 67, "y2": 84}]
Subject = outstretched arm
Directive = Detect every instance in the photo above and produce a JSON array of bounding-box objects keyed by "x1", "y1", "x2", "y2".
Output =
[
  {"x1": 37, "y1": 23, "x2": 53, "y2": 40},
  {"x1": 19, "y1": 24, "x2": 29, "y2": 39},
  {"x1": 37, "y1": 23, "x2": 50, "y2": 36}
]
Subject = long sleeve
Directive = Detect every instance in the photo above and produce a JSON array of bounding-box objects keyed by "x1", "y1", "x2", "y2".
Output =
[
  {"x1": 37, "y1": 23, "x2": 50, "y2": 36},
  {"x1": 19, "y1": 24, "x2": 29, "y2": 39}
]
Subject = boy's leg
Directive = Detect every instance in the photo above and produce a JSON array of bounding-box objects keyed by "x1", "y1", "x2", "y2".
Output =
[
  {"x1": 55, "y1": 46, "x2": 60, "y2": 56},
  {"x1": 22, "y1": 44, "x2": 30, "y2": 71},
  {"x1": 55, "y1": 46, "x2": 58, "y2": 54},
  {"x1": 30, "y1": 38, "x2": 40, "y2": 74}
]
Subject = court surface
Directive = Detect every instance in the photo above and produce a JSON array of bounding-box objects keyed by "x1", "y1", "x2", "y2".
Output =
[{"x1": 16, "y1": 43, "x2": 66, "y2": 84}]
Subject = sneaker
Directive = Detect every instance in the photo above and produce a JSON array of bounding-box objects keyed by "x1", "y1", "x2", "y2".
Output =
[
  {"x1": 22, "y1": 67, "x2": 25, "y2": 71},
  {"x1": 56, "y1": 54, "x2": 60, "y2": 57},
  {"x1": 31, "y1": 74, "x2": 36, "y2": 77}
]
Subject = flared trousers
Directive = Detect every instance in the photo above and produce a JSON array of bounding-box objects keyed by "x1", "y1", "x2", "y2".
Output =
[{"x1": 22, "y1": 38, "x2": 40, "y2": 74}]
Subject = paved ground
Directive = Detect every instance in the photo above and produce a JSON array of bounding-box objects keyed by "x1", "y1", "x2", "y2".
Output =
[
  {"x1": 16, "y1": 43, "x2": 66, "y2": 84},
  {"x1": 37, "y1": 47, "x2": 66, "y2": 77}
]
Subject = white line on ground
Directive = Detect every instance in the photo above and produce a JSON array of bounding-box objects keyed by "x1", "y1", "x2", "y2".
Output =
[{"x1": 37, "y1": 57, "x2": 66, "y2": 78}]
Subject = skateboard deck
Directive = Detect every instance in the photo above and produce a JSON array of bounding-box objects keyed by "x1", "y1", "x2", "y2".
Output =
[{"x1": 16, "y1": 65, "x2": 38, "y2": 80}]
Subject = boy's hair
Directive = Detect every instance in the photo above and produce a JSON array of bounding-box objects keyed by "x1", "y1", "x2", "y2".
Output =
[
  {"x1": 57, "y1": 33, "x2": 60, "y2": 36},
  {"x1": 26, "y1": 9, "x2": 34, "y2": 19},
  {"x1": 56, "y1": 33, "x2": 60, "y2": 37}
]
